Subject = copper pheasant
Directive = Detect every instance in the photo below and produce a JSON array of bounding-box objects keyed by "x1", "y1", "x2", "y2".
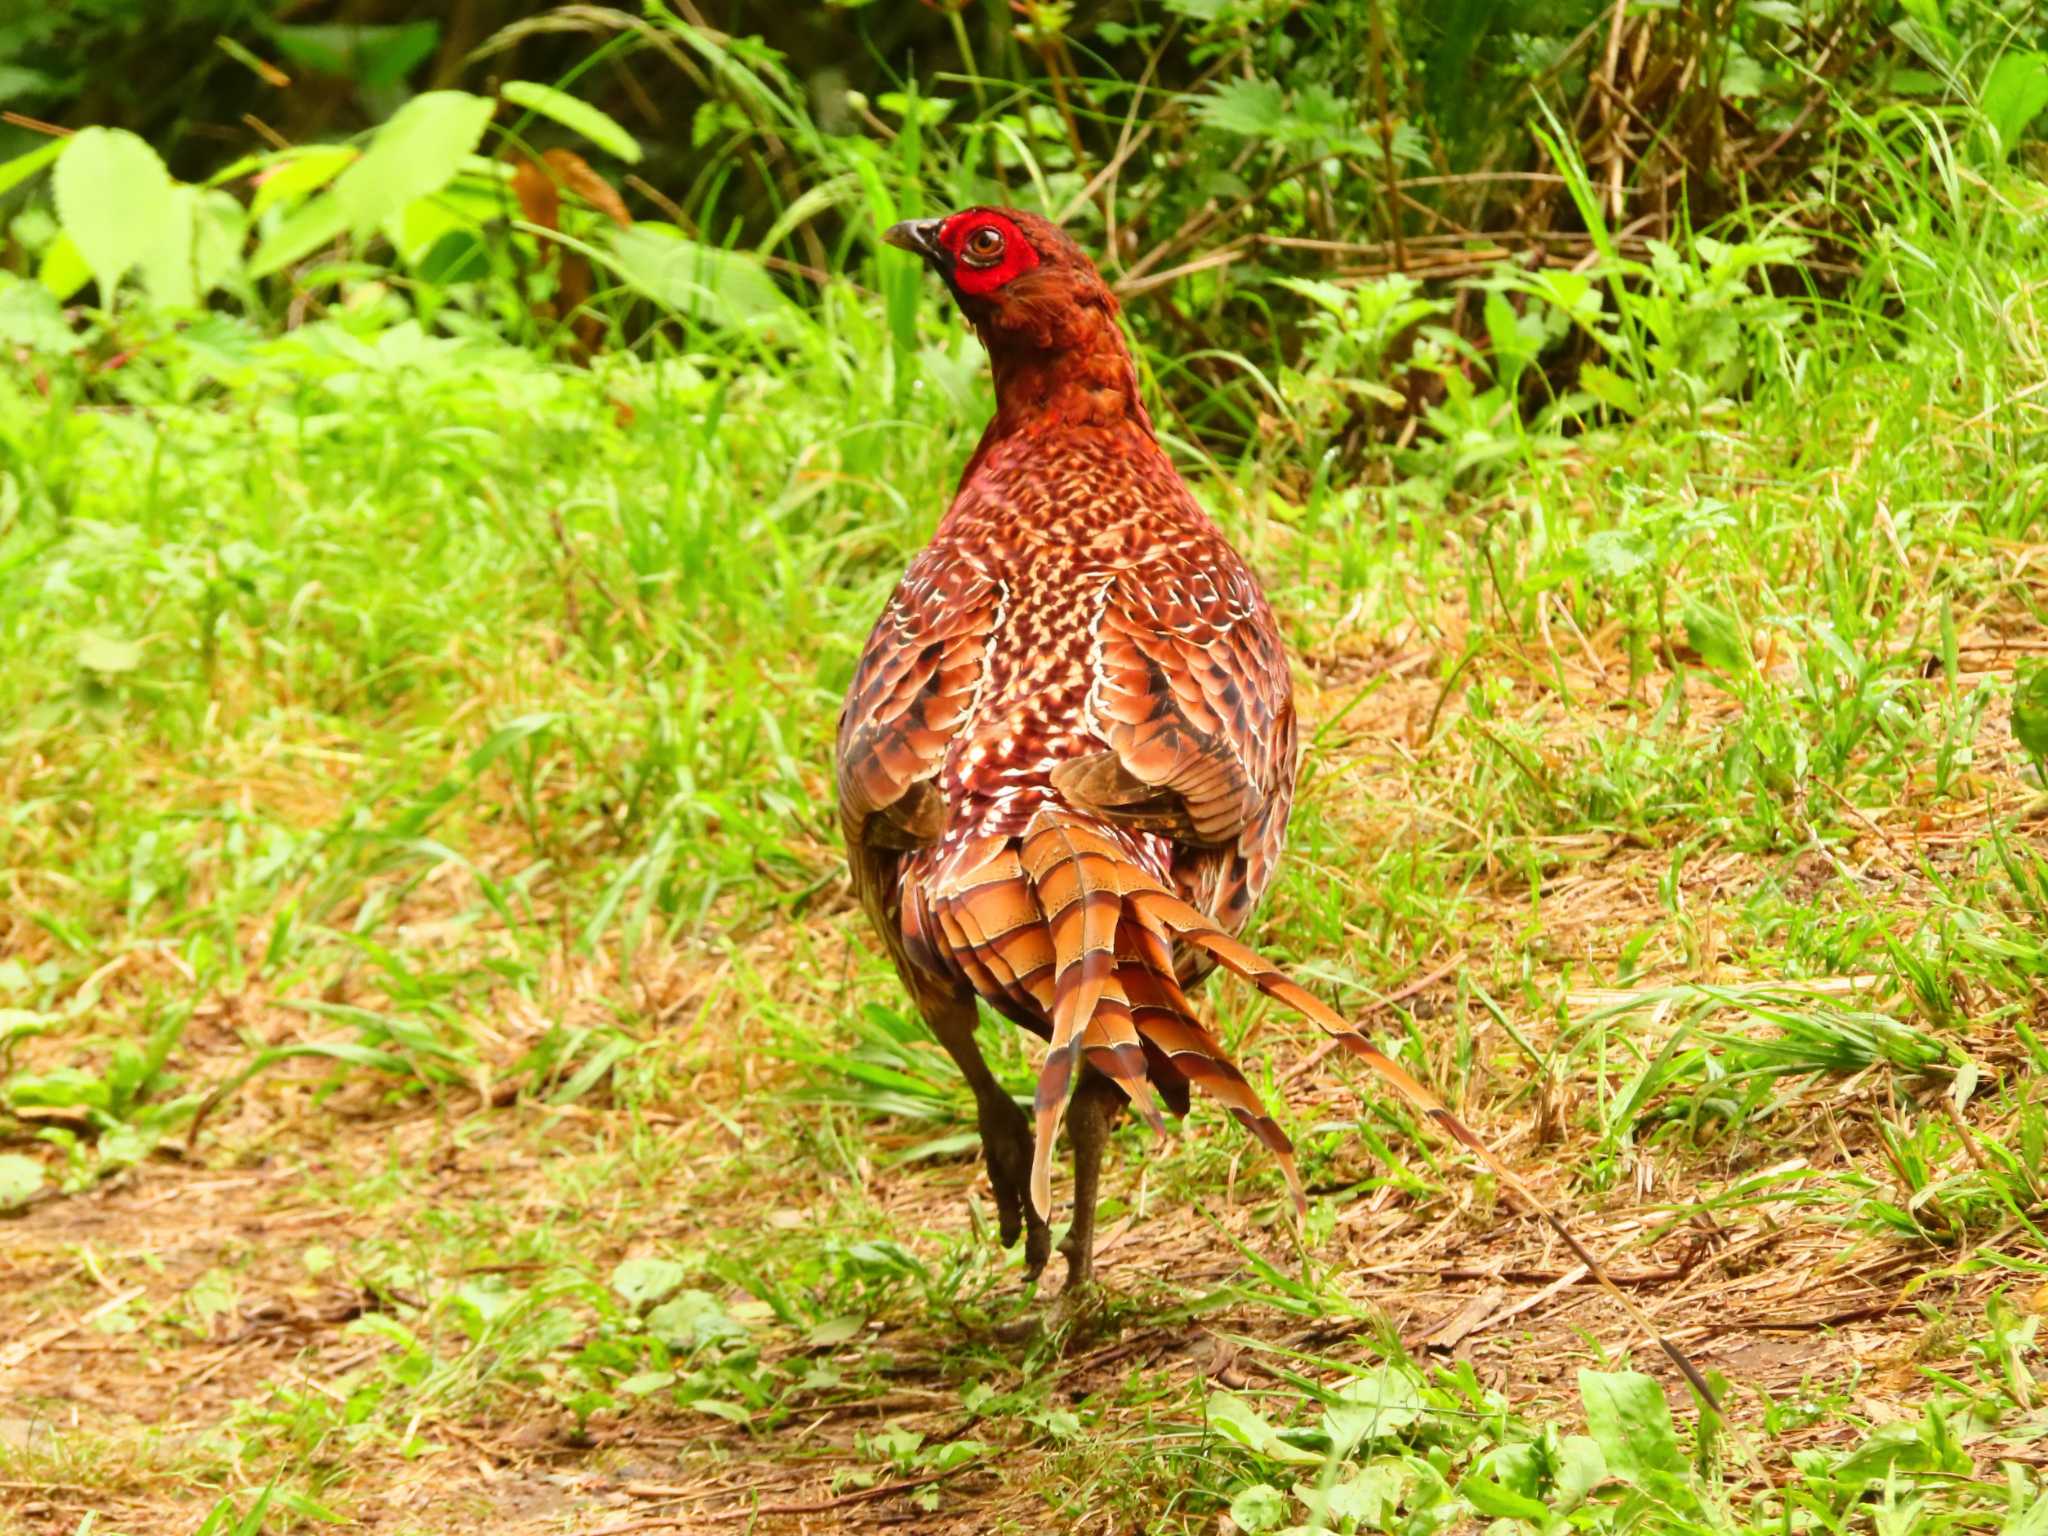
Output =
[{"x1": 836, "y1": 206, "x2": 1714, "y2": 1395}]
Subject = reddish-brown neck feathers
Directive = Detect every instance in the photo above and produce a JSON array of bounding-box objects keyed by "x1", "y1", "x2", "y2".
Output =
[{"x1": 983, "y1": 302, "x2": 1148, "y2": 442}]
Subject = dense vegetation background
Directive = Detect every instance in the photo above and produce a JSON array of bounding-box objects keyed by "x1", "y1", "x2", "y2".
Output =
[{"x1": 3, "y1": 3, "x2": 2048, "y2": 1533}]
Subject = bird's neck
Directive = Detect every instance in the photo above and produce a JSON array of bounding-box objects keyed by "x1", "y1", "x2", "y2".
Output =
[{"x1": 977, "y1": 299, "x2": 1153, "y2": 446}]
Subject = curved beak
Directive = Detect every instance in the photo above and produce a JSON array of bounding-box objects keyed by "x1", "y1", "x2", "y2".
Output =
[{"x1": 883, "y1": 217, "x2": 947, "y2": 266}]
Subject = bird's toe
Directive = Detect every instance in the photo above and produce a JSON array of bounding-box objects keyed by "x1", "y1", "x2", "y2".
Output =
[{"x1": 1020, "y1": 1211, "x2": 1052, "y2": 1281}]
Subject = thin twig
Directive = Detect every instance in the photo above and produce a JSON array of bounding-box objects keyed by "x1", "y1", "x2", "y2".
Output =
[
  {"x1": 1, "y1": 111, "x2": 71, "y2": 137},
  {"x1": 584, "y1": 1458, "x2": 987, "y2": 1531},
  {"x1": 240, "y1": 113, "x2": 291, "y2": 152}
]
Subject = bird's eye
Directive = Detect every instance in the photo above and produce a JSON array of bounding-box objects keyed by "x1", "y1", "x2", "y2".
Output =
[{"x1": 961, "y1": 225, "x2": 1006, "y2": 267}]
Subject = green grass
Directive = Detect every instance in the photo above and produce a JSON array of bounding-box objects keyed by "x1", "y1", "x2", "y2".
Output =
[{"x1": 3, "y1": 55, "x2": 2048, "y2": 1536}]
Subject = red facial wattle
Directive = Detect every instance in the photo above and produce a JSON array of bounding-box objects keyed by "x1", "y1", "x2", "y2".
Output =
[{"x1": 939, "y1": 211, "x2": 1040, "y2": 296}]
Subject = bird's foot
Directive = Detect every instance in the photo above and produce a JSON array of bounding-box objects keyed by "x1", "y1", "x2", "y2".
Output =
[
  {"x1": 988, "y1": 1267, "x2": 1116, "y2": 1348},
  {"x1": 980, "y1": 1106, "x2": 1051, "y2": 1279},
  {"x1": 1051, "y1": 1274, "x2": 1107, "y2": 1331},
  {"x1": 1057, "y1": 1227, "x2": 1094, "y2": 1294}
]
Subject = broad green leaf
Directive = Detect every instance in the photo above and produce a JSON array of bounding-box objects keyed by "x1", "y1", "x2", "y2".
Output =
[
  {"x1": 250, "y1": 146, "x2": 357, "y2": 218},
  {"x1": 140, "y1": 185, "x2": 198, "y2": 309},
  {"x1": 186, "y1": 1270, "x2": 237, "y2": 1326},
  {"x1": 247, "y1": 92, "x2": 495, "y2": 281},
  {"x1": 1682, "y1": 598, "x2": 1750, "y2": 675},
  {"x1": 1227, "y1": 1483, "x2": 1288, "y2": 1534},
  {"x1": 803, "y1": 1315, "x2": 863, "y2": 1347},
  {"x1": 1580, "y1": 528, "x2": 1652, "y2": 583},
  {"x1": 383, "y1": 177, "x2": 501, "y2": 265},
  {"x1": 1205, "y1": 1390, "x2": 1324, "y2": 1465},
  {"x1": 1457, "y1": 1473, "x2": 1550, "y2": 1521},
  {"x1": 874, "y1": 91, "x2": 955, "y2": 127},
  {"x1": 1323, "y1": 1365, "x2": 1426, "y2": 1450},
  {"x1": 0, "y1": 1153, "x2": 43, "y2": 1206},
  {"x1": 1553, "y1": 1434, "x2": 1607, "y2": 1511},
  {"x1": 1484, "y1": 289, "x2": 1545, "y2": 384},
  {"x1": 1580, "y1": 362, "x2": 1643, "y2": 416},
  {"x1": 1481, "y1": 1441, "x2": 1545, "y2": 1499},
  {"x1": 0, "y1": 137, "x2": 65, "y2": 200},
  {"x1": 0, "y1": 64, "x2": 55, "y2": 102},
  {"x1": 688, "y1": 1396, "x2": 750, "y2": 1422},
  {"x1": 333, "y1": 91, "x2": 496, "y2": 236},
  {"x1": 606, "y1": 224, "x2": 796, "y2": 329},
  {"x1": 1317, "y1": 1461, "x2": 1410, "y2": 1526},
  {"x1": 412, "y1": 230, "x2": 490, "y2": 285},
  {"x1": 608, "y1": 1256, "x2": 687, "y2": 1307},
  {"x1": 1579, "y1": 1369, "x2": 1683, "y2": 1486},
  {"x1": 1205, "y1": 1389, "x2": 1277, "y2": 1451},
  {"x1": 1981, "y1": 52, "x2": 2048, "y2": 159},
  {"x1": 386, "y1": 194, "x2": 471, "y2": 267},
  {"x1": 1829, "y1": 1420, "x2": 1946, "y2": 1486},
  {"x1": 248, "y1": 192, "x2": 350, "y2": 278},
  {"x1": 925, "y1": 1440, "x2": 983, "y2": 1472},
  {"x1": 1718, "y1": 45, "x2": 1768, "y2": 98},
  {"x1": 9, "y1": 1067, "x2": 111, "y2": 1110},
  {"x1": 501, "y1": 80, "x2": 642, "y2": 163},
  {"x1": 1195, "y1": 77, "x2": 1287, "y2": 137},
  {"x1": 645, "y1": 1290, "x2": 749, "y2": 1351},
  {"x1": 193, "y1": 190, "x2": 249, "y2": 297},
  {"x1": 51, "y1": 126, "x2": 176, "y2": 302}
]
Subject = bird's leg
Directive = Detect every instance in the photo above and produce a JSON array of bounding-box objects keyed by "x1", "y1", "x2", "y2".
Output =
[
  {"x1": 922, "y1": 993, "x2": 1051, "y2": 1280},
  {"x1": 1057, "y1": 1066, "x2": 1126, "y2": 1293}
]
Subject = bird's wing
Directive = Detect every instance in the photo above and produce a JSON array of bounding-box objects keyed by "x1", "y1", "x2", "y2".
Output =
[
  {"x1": 1072, "y1": 546, "x2": 1296, "y2": 851},
  {"x1": 836, "y1": 545, "x2": 999, "y2": 851}
]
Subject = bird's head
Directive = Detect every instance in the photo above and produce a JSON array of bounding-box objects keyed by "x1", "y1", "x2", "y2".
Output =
[{"x1": 883, "y1": 206, "x2": 1119, "y2": 352}]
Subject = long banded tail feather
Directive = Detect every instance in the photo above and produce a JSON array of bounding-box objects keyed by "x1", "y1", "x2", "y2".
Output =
[
  {"x1": 1064, "y1": 974, "x2": 1163, "y2": 1146},
  {"x1": 1018, "y1": 816, "x2": 1133, "y2": 1217},
  {"x1": 1122, "y1": 899, "x2": 1307, "y2": 1215},
  {"x1": 1135, "y1": 1006, "x2": 1307, "y2": 1215},
  {"x1": 1125, "y1": 885, "x2": 1721, "y2": 1411},
  {"x1": 1077, "y1": 982, "x2": 1167, "y2": 1137},
  {"x1": 1076, "y1": 968, "x2": 1159, "y2": 1116}
]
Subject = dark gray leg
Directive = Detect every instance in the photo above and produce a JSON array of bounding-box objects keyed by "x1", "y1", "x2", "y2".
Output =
[
  {"x1": 1057, "y1": 1066, "x2": 1126, "y2": 1293},
  {"x1": 923, "y1": 993, "x2": 1052, "y2": 1280}
]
